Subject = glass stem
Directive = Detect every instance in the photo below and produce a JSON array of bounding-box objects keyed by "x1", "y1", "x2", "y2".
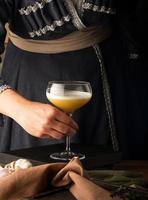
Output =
[
  {"x1": 65, "y1": 113, "x2": 72, "y2": 153},
  {"x1": 65, "y1": 136, "x2": 71, "y2": 152}
]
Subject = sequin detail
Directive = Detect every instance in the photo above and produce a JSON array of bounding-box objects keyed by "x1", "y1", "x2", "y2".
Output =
[
  {"x1": 82, "y1": 3, "x2": 116, "y2": 14},
  {"x1": 19, "y1": 0, "x2": 53, "y2": 15},
  {"x1": 29, "y1": 15, "x2": 71, "y2": 37}
]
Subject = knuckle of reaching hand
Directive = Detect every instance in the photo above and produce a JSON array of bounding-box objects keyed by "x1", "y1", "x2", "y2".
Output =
[
  {"x1": 51, "y1": 108, "x2": 58, "y2": 116},
  {"x1": 43, "y1": 117, "x2": 51, "y2": 125},
  {"x1": 48, "y1": 133, "x2": 55, "y2": 139},
  {"x1": 67, "y1": 118, "x2": 71, "y2": 124},
  {"x1": 37, "y1": 126, "x2": 46, "y2": 137},
  {"x1": 36, "y1": 131, "x2": 43, "y2": 138},
  {"x1": 42, "y1": 115, "x2": 52, "y2": 124},
  {"x1": 62, "y1": 126, "x2": 69, "y2": 134},
  {"x1": 50, "y1": 131, "x2": 62, "y2": 140},
  {"x1": 56, "y1": 134, "x2": 64, "y2": 140}
]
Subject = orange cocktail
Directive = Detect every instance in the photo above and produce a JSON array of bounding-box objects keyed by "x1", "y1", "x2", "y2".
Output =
[{"x1": 47, "y1": 90, "x2": 92, "y2": 113}]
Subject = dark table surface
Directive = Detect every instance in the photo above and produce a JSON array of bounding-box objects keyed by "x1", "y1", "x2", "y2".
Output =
[
  {"x1": 0, "y1": 144, "x2": 122, "y2": 200},
  {"x1": 1, "y1": 145, "x2": 148, "y2": 199},
  {"x1": 8, "y1": 144, "x2": 122, "y2": 169}
]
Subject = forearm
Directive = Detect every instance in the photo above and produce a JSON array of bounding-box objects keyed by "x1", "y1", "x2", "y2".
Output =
[
  {"x1": 0, "y1": 89, "x2": 30, "y2": 120},
  {"x1": 0, "y1": 88, "x2": 78, "y2": 139}
]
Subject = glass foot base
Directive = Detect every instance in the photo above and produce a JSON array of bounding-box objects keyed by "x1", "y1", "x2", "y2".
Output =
[{"x1": 50, "y1": 151, "x2": 85, "y2": 161}]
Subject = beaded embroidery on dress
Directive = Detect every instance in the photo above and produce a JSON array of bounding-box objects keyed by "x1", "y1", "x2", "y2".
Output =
[{"x1": 17, "y1": 0, "x2": 115, "y2": 38}]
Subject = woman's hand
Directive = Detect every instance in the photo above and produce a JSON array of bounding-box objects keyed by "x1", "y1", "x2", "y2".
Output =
[
  {"x1": 15, "y1": 101, "x2": 78, "y2": 139},
  {"x1": 0, "y1": 89, "x2": 78, "y2": 139}
]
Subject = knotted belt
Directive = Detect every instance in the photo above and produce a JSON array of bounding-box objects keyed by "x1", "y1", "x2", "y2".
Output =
[{"x1": 8, "y1": 23, "x2": 111, "y2": 54}]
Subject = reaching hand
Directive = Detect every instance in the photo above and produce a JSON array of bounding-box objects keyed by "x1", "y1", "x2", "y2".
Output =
[
  {"x1": 0, "y1": 89, "x2": 78, "y2": 139},
  {"x1": 15, "y1": 101, "x2": 78, "y2": 139}
]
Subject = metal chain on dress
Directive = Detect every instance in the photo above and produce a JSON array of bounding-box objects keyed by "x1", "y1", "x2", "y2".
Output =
[
  {"x1": 75, "y1": 0, "x2": 86, "y2": 17},
  {"x1": 64, "y1": 0, "x2": 119, "y2": 152},
  {"x1": 64, "y1": 0, "x2": 85, "y2": 30},
  {"x1": 93, "y1": 45, "x2": 119, "y2": 152}
]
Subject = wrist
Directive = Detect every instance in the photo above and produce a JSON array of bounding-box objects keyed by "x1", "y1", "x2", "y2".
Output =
[{"x1": 0, "y1": 89, "x2": 30, "y2": 120}]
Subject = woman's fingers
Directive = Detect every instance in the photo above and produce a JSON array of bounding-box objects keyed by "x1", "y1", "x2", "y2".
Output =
[
  {"x1": 48, "y1": 128, "x2": 65, "y2": 140},
  {"x1": 43, "y1": 114, "x2": 77, "y2": 138},
  {"x1": 15, "y1": 101, "x2": 79, "y2": 139},
  {"x1": 53, "y1": 109, "x2": 79, "y2": 130},
  {"x1": 42, "y1": 129, "x2": 65, "y2": 140},
  {"x1": 48, "y1": 119, "x2": 77, "y2": 136}
]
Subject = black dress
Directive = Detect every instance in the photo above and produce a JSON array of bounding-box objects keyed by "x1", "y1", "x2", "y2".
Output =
[{"x1": 0, "y1": 0, "x2": 148, "y2": 159}]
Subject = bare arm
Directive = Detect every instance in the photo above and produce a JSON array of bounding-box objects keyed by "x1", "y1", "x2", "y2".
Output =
[{"x1": 0, "y1": 89, "x2": 78, "y2": 139}]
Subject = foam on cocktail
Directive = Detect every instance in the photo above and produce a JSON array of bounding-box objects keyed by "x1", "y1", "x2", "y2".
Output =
[{"x1": 47, "y1": 90, "x2": 92, "y2": 113}]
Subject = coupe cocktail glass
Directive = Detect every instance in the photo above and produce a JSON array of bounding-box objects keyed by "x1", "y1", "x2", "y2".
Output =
[{"x1": 46, "y1": 81, "x2": 92, "y2": 161}]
